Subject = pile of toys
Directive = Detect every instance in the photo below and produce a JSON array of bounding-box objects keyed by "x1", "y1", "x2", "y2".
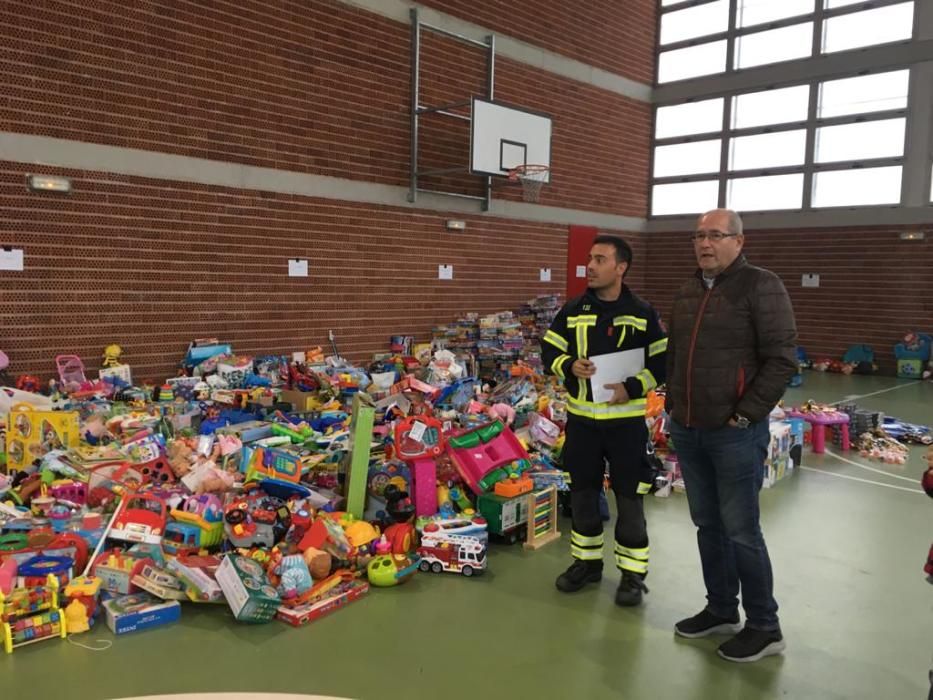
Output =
[{"x1": 0, "y1": 325, "x2": 576, "y2": 652}]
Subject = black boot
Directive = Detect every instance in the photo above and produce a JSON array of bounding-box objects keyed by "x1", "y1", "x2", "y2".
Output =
[
  {"x1": 555, "y1": 559, "x2": 603, "y2": 592},
  {"x1": 615, "y1": 571, "x2": 649, "y2": 606}
]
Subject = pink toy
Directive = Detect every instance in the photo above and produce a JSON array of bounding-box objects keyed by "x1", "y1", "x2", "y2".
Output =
[
  {"x1": 0, "y1": 559, "x2": 17, "y2": 595},
  {"x1": 446, "y1": 420, "x2": 530, "y2": 495},
  {"x1": 394, "y1": 416, "x2": 445, "y2": 518},
  {"x1": 786, "y1": 408, "x2": 850, "y2": 454}
]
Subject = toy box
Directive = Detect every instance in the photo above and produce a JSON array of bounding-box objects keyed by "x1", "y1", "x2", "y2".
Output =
[
  {"x1": 5, "y1": 404, "x2": 80, "y2": 473},
  {"x1": 103, "y1": 592, "x2": 180, "y2": 635},
  {"x1": 215, "y1": 555, "x2": 281, "y2": 623},
  {"x1": 280, "y1": 390, "x2": 320, "y2": 412},
  {"x1": 897, "y1": 359, "x2": 924, "y2": 378},
  {"x1": 167, "y1": 555, "x2": 224, "y2": 603},
  {"x1": 764, "y1": 421, "x2": 793, "y2": 488},
  {"x1": 275, "y1": 579, "x2": 369, "y2": 627}
]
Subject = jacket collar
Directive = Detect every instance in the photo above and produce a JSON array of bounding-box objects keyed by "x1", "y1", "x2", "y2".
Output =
[
  {"x1": 582, "y1": 284, "x2": 631, "y2": 311},
  {"x1": 693, "y1": 254, "x2": 748, "y2": 286}
]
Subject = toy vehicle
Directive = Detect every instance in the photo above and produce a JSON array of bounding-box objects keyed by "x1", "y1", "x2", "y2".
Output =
[
  {"x1": 223, "y1": 489, "x2": 290, "y2": 549},
  {"x1": 110, "y1": 493, "x2": 168, "y2": 545},
  {"x1": 165, "y1": 495, "x2": 224, "y2": 554},
  {"x1": 417, "y1": 533, "x2": 486, "y2": 577},
  {"x1": 476, "y1": 492, "x2": 530, "y2": 544}
]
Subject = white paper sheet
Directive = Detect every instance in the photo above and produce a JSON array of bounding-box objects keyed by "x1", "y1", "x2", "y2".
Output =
[{"x1": 590, "y1": 349, "x2": 644, "y2": 404}]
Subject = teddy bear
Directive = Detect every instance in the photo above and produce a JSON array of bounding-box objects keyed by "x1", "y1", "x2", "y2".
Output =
[{"x1": 166, "y1": 439, "x2": 196, "y2": 478}]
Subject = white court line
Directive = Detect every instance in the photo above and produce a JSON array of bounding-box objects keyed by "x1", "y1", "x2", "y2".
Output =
[
  {"x1": 823, "y1": 447, "x2": 920, "y2": 483},
  {"x1": 832, "y1": 381, "x2": 918, "y2": 404},
  {"x1": 800, "y1": 466, "x2": 924, "y2": 494}
]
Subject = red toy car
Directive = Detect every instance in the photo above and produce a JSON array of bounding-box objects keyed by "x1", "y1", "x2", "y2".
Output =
[{"x1": 110, "y1": 492, "x2": 168, "y2": 545}]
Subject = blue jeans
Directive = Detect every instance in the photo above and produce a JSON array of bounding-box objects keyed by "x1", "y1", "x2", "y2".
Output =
[{"x1": 670, "y1": 419, "x2": 780, "y2": 631}]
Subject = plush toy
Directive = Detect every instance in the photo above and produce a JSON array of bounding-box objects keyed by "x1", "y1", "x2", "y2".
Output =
[
  {"x1": 166, "y1": 439, "x2": 196, "y2": 477},
  {"x1": 811, "y1": 359, "x2": 831, "y2": 372},
  {"x1": 102, "y1": 344, "x2": 123, "y2": 368}
]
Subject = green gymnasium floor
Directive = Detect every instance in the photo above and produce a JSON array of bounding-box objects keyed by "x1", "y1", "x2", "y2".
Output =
[{"x1": 4, "y1": 373, "x2": 932, "y2": 700}]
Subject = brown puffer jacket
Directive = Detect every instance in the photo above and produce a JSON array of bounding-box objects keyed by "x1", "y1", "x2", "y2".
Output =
[{"x1": 665, "y1": 255, "x2": 798, "y2": 429}]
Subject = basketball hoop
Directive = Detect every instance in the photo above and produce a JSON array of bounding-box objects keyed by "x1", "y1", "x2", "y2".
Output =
[{"x1": 508, "y1": 164, "x2": 550, "y2": 202}]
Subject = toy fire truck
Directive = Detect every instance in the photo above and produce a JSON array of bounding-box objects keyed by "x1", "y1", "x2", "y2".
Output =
[{"x1": 416, "y1": 532, "x2": 486, "y2": 577}]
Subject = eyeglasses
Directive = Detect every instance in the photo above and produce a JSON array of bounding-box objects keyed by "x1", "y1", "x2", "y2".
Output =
[{"x1": 692, "y1": 230, "x2": 739, "y2": 243}]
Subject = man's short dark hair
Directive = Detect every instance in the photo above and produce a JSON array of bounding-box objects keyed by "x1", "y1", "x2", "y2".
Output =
[{"x1": 593, "y1": 235, "x2": 633, "y2": 266}]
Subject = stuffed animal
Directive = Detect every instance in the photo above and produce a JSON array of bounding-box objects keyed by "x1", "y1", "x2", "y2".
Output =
[
  {"x1": 102, "y1": 344, "x2": 123, "y2": 368},
  {"x1": 166, "y1": 439, "x2": 196, "y2": 477}
]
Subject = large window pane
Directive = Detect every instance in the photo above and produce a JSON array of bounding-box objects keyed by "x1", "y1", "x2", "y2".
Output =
[
  {"x1": 661, "y1": 0, "x2": 729, "y2": 45},
  {"x1": 824, "y1": 0, "x2": 866, "y2": 7},
  {"x1": 815, "y1": 119, "x2": 906, "y2": 163},
  {"x1": 735, "y1": 23, "x2": 813, "y2": 69},
  {"x1": 728, "y1": 174, "x2": 804, "y2": 211},
  {"x1": 822, "y1": 3, "x2": 914, "y2": 53},
  {"x1": 738, "y1": 0, "x2": 814, "y2": 28},
  {"x1": 733, "y1": 85, "x2": 810, "y2": 129},
  {"x1": 812, "y1": 167, "x2": 902, "y2": 207},
  {"x1": 659, "y1": 41, "x2": 728, "y2": 83},
  {"x1": 656, "y1": 98, "x2": 724, "y2": 138},
  {"x1": 654, "y1": 139, "x2": 722, "y2": 177},
  {"x1": 652, "y1": 180, "x2": 720, "y2": 216},
  {"x1": 730, "y1": 131, "x2": 807, "y2": 170},
  {"x1": 818, "y1": 70, "x2": 910, "y2": 118}
]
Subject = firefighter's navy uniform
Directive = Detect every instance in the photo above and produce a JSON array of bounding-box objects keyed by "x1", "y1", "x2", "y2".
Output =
[{"x1": 542, "y1": 285, "x2": 667, "y2": 579}]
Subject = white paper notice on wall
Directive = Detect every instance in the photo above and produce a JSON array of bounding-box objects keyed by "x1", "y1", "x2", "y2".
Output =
[
  {"x1": 802, "y1": 273, "x2": 820, "y2": 288},
  {"x1": 288, "y1": 259, "x2": 309, "y2": 277},
  {"x1": 540, "y1": 268, "x2": 551, "y2": 282},
  {"x1": 0, "y1": 248, "x2": 24, "y2": 271},
  {"x1": 576, "y1": 265, "x2": 587, "y2": 278},
  {"x1": 438, "y1": 264, "x2": 454, "y2": 280}
]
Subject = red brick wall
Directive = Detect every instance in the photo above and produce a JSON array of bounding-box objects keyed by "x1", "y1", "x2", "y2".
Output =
[
  {"x1": 0, "y1": 1, "x2": 656, "y2": 380},
  {"x1": 0, "y1": 0, "x2": 650, "y2": 216},
  {"x1": 0, "y1": 160, "x2": 646, "y2": 380},
  {"x1": 643, "y1": 228, "x2": 933, "y2": 373},
  {"x1": 415, "y1": 0, "x2": 658, "y2": 84}
]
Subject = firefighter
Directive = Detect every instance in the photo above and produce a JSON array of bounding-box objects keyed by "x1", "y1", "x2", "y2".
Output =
[{"x1": 541, "y1": 235, "x2": 667, "y2": 606}]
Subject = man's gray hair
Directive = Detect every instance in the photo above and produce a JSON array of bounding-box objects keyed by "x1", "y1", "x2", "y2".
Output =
[{"x1": 698, "y1": 208, "x2": 744, "y2": 236}]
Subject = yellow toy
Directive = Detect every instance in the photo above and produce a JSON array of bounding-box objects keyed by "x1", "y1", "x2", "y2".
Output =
[
  {"x1": 1, "y1": 575, "x2": 67, "y2": 653},
  {"x1": 5, "y1": 403, "x2": 80, "y2": 473},
  {"x1": 102, "y1": 344, "x2": 123, "y2": 368},
  {"x1": 64, "y1": 599, "x2": 90, "y2": 634}
]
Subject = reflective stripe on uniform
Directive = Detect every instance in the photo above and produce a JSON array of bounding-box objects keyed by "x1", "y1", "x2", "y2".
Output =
[
  {"x1": 572, "y1": 531, "x2": 604, "y2": 547},
  {"x1": 648, "y1": 337, "x2": 668, "y2": 357},
  {"x1": 567, "y1": 396, "x2": 647, "y2": 420},
  {"x1": 615, "y1": 555, "x2": 648, "y2": 574},
  {"x1": 615, "y1": 544, "x2": 649, "y2": 573},
  {"x1": 567, "y1": 314, "x2": 598, "y2": 329},
  {"x1": 635, "y1": 368, "x2": 657, "y2": 394},
  {"x1": 636, "y1": 481, "x2": 652, "y2": 495},
  {"x1": 551, "y1": 353, "x2": 571, "y2": 379},
  {"x1": 544, "y1": 330, "x2": 569, "y2": 353},
  {"x1": 572, "y1": 531, "x2": 604, "y2": 561},
  {"x1": 572, "y1": 546, "x2": 604, "y2": 561},
  {"x1": 613, "y1": 315, "x2": 647, "y2": 331}
]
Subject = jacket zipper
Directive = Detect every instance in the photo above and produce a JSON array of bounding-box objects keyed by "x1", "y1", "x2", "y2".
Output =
[{"x1": 685, "y1": 287, "x2": 713, "y2": 427}]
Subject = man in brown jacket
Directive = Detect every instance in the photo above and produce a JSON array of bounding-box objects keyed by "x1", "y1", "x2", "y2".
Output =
[{"x1": 666, "y1": 208, "x2": 797, "y2": 663}]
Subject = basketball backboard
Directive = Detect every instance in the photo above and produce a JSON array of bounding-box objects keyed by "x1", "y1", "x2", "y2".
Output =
[{"x1": 470, "y1": 98, "x2": 552, "y2": 182}]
